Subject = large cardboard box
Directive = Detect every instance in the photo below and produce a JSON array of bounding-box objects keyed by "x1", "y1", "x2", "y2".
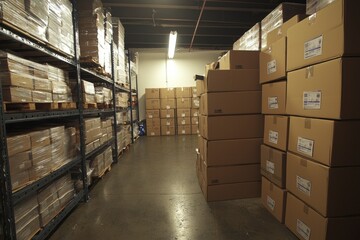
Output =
[
  {"x1": 160, "y1": 88, "x2": 175, "y2": 99},
  {"x1": 160, "y1": 109, "x2": 175, "y2": 118},
  {"x1": 2, "y1": 87, "x2": 32, "y2": 102},
  {"x1": 191, "y1": 97, "x2": 200, "y2": 109},
  {"x1": 160, "y1": 118, "x2": 175, "y2": 127},
  {"x1": 199, "y1": 115, "x2": 264, "y2": 140},
  {"x1": 175, "y1": 87, "x2": 192, "y2": 98},
  {"x1": 191, "y1": 117, "x2": 199, "y2": 125},
  {"x1": 218, "y1": 50, "x2": 259, "y2": 70},
  {"x1": 177, "y1": 109, "x2": 191, "y2": 118},
  {"x1": 145, "y1": 99, "x2": 160, "y2": 110},
  {"x1": 147, "y1": 126, "x2": 160, "y2": 136},
  {"x1": 260, "y1": 37, "x2": 286, "y2": 83},
  {"x1": 191, "y1": 108, "x2": 200, "y2": 117},
  {"x1": 177, "y1": 117, "x2": 191, "y2": 126},
  {"x1": 0, "y1": 72, "x2": 34, "y2": 89},
  {"x1": 192, "y1": 87, "x2": 198, "y2": 98},
  {"x1": 160, "y1": 98, "x2": 176, "y2": 109},
  {"x1": 145, "y1": 88, "x2": 160, "y2": 99},
  {"x1": 7, "y1": 134, "x2": 31, "y2": 157},
  {"x1": 260, "y1": 145, "x2": 286, "y2": 188},
  {"x1": 177, "y1": 125, "x2": 191, "y2": 135},
  {"x1": 288, "y1": 116, "x2": 360, "y2": 166},
  {"x1": 200, "y1": 92, "x2": 261, "y2": 116},
  {"x1": 286, "y1": 152, "x2": 360, "y2": 217},
  {"x1": 29, "y1": 129, "x2": 51, "y2": 148},
  {"x1": 205, "y1": 70, "x2": 260, "y2": 93},
  {"x1": 146, "y1": 118, "x2": 160, "y2": 127},
  {"x1": 263, "y1": 115, "x2": 289, "y2": 151},
  {"x1": 199, "y1": 137, "x2": 262, "y2": 166},
  {"x1": 161, "y1": 126, "x2": 175, "y2": 136},
  {"x1": 176, "y1": 98, "x2": 191, "y2": 109},
  {"x1": 285, "y1": 193, "x2": 360, "y2": 240},
  {"x1": 196, "y1": 79, "x2": 205, "y2": 96},
  {"x1": 146, "y1": 110, "x2": 160, "y2": 119},
  {"x1": 287, "y1": 0, "x2": 360, "y2": 71},
  {"x1": 261, "y1": 177, "x2": 287, "y2": 223},
  {"x1": 9, "y1": 151, "x2": 32, "y2": 175},
  {"x1": 191, "y1": 124, "x2": 199, "y2": 135},
  {"x1": 261, "y1": 81, "x2": 287, "y2": 115},
  {"x1": 286, "y1": 58, "x2": 360, "y2": 119}
]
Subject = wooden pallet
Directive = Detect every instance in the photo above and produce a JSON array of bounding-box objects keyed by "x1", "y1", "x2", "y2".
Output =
[
  {"x1": 93, "y1": 165, "x2": 111, "y2": 178},
  {"x1": 80, "y1": 56, "x2": 101, "y2": 68},
  {"x1": 97, "y1": 103, "x2": 112, "y2": 109},
  {"x1": 83, "y1": 103, "x2": 97, "y2": 109},
  {"x1": 3, "y1": 102, "x2": 77, "y2": 112},
  {"x1": 56, "y1": 102, "x2": 77, "y2": 110}
]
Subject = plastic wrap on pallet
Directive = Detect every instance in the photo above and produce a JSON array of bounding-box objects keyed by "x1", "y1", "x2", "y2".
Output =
[
  {"x1": 81, "y1": 80, "x2": 95, "y2": 94},
  {"x1": 39, "y1": 198, "x2": 60, "y2": 227},
  {"x1": 37, "y1": 182, "x2": 58, "y2": 209},
  {"x1": 104, "y1": 42, "x2": 112, "y2": 76},
  {"x1": 7, "y1": 134, "x2": 31, "y2": 157},
  {"x1": 51, "y1": 140, "x2": 66, "y2": 168},
  {"x1": 233, "y1": 23, "x2": 261, "y2": 51},
  {"x1": 47, "y1": 64, "x2": 69, "y2": 82},
  {"x1": 84, "y1": 117, "x2": 101, "y2": 131},
  {"x1": 28, "y1": 129, "x2": 50, "y2": 148},
  {"x1": 306, "y1": 0, "x2": 335, "y2": 14},
  {"x1": 58, "y1": 188, "x2": 74, "y2": 208},
  {"x1": 51, "y1": 81, "x2": 68, "y2": 94},
  {"x1": 25, "y1": 0, "x2": 49, "y2": 25},
  {"x1": 9, "y1": 151, "x2": 32, "y2": 175},
  {"x1": 33, "y1": 77, "x2": 52, "y2": 92},
  {"x1": 101, "y1": 119, "x2": 112, "y2": 128},
  {"x1": 64, "y1": 127, "x2": 77, "y2": 161},
  {"x1": 30, "y1": 144, "x2": 52, "y2": 180},
  {"x1": 95, "y1": 93, "x2": 104, "y2": 103},
  {"x1": 32, "y1": 90, "x2": 52, "y2": 103},
  {"x1": 105, "y1": 11, "x2": 112, "y2": 43},
  {"x1": 2, "y1": 87, "x2": 33, "y2": 102},
  {"x1": 85, "y1": 127, "x2": 102, "y2": 144}
]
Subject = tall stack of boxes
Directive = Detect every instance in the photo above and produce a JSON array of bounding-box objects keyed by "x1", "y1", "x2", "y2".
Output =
[
  {"x1": 176, "y1": 87, "x2": 192, "y2": 135},
  {"x1": 160, "y1": 88, "x2": 176, "y2": 136},
  {"x1": 197, "y1": 50, "x2": 263, "y2": 201},
  {"x1": 145, "y1": 88, "x2": 161, "y2": 136},
  {"x1": 191, "y1": 87, "x2": 200, "y2": 135}
]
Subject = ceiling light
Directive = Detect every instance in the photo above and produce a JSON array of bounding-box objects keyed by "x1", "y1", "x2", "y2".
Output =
[{"x1": 168, "y1": 31, "x2": 177, "y2": 59}]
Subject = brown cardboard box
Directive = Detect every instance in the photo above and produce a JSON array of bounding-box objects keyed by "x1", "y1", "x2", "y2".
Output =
[
  {"x1": 261, "y1": 177, "x2": 287, "y2": 223},
  {"x1": 260, "y1": 145, "x2": 286, "y2": 188},
  {"x1": 218, "y1": 50, "x2": 259, "y2": 70},
  {"x1": 205, "y1": 62, "x2": 217, "y2": 78},
  {"x1": 288, "y1": 116, "x2": 360, "y2": 166},
  {"x1": 160, "y1": 109, "x2": 175, "y2": 118},
  {"x1": 145, "y1": 99, "x2": 160, "y2": 109},
  {"x1": 7, "y1": 134, "x2": 31, "y2": 157},
  {"x1": 286, "y1": 58, "x2": 360, "y2": 119},
  {"x1": 160, "y1": 88, "x2": 175, "y2": 99},
  {"x1": 11, "y1": 170, "x2": 30, "y2": 190},
  {"x1": 146, "y1": 118, "x2": 160, "y2": 127},
  {"x1": 287, "y1": 0, "x2": 360, "y2": 71},
  {"x1": 191, "y1": 124, "x2": 199, "y2": 135},
  {"x1": 160, "y1": 118, "x2": 175, "y2": 127},
  {"x1": 85, "y1": 127, "x2": 102, "y2": 144},
  {"x1": 175, "y1": 87, "x2": 192, "y2": 98},
  {"x1": 177, "y1": 125, "x2": 191, "y2": 135},
  {"x1": 161, "y1": 126, "x2": 176, "y2": 136},
  {"x1": 199, "y1": 115, "x2": 264, "y2": 140},
  {"x1": 261, "y1": 81, "x2": 287, "y2": 115},
  {"x1": 0, "y1": 72, "x2": 34, "y2": 89},
  {"x1": 199, "y1": 137, "x2": 262, "y2": 166},
  {"x1": 146, "y1": 110, "x2": 160, "y2": 119},
  {"x1": 176, "y1": 109, "x2": 191, "y2": 118},
  {"x1": 29, "y1": 129, "x2": 51, "y2": 148},
  {"x1": 9, "y1": 151, "x2": 32, "y2": 175},
  {"x1": 206, "y1": 70, "x2": 260, "y2": 93},
  {"x1": 147, "y1": 126, "x2": 160, "y2": 136},
  {"x1": 191, "y1": 117, "x2": 199, "y2": 125},
  {"x1": 196, "y1": 79, "x2": 205, "y2": 96},
  {"x1": 191, "y1": 109, "x2": 200, "y2": 117},
  {"x1": 200, "y1": 92, "x2": 261, "y2": 116},
  {"x1": 260, "y1": 37, "x2": 286, "y2": 83},
  {"x1": 192, "y1": 87, "x2": 198, "y2": 98},
  {"x1": 2, "y1": 87, "x2": 33, "y2": 102},
  {"x1": 145, "y1": 88, "x2": 160, "y2": 99},
  {"x1": 286, "y1": 152, "x2": 360, "y2": 217},
  {"x1": 160, "y1": 98, "x2": 176, "y2": 109},
  {"x1": 263, "y1": 115, "x2": 289, "y2": 151},
  {"x1": 285, "y1": 193, "x2": 360, "y2": 240},
  {"x1": 192, "y1": 97, "x2": 200, "y2": 109},
  {"x1": 177, "y1": 117, "x2": 191, "y2": 125},
  {"x1": 176, "y1": 98, "x2": 191, "y2": 109}
]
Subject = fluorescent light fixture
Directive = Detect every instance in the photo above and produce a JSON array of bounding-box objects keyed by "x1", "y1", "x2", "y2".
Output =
[{"x1": 168, "y1": 31, "x2": 177, "y2": 59}]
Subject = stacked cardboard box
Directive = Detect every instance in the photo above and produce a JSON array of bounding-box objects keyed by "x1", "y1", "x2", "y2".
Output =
[
  {"x1": 90, "y1": 146, "x2": 113, "y2": 177},
  {"x1": 115, "y1": 92, "x2": 129, "y2": 108},
  {"x1": 112, "y1": 17, "x2": 126, "y2": 85},
  {"x1": 306, "y1": 0, "x2": 335, "y2": 14},
  {"x1": 84, "y1": 118, "x2": 102, "y2": 154},
  {"x1": 176, "y1": 87, "x2": 192, "y2": 135},
  {"x1": 100, "y1": 118, "x2": 113, "y2": 145},
  {"x1": 47, "y1": 65, "x2": 73, "y2": 103},
  {"x1": 282, "y1": 1, "x2": 360, "y2": 239},
  {"x1": 233, "y1": 23, "x2": 261, "y2": 51},
  {"x1": 145, "y1": 88, "x2": 161, "y2": 136},
  {"x1": 197, "y1": 50, "x2": 263, "y2": 202},
  {"x1": 81, "y1": 80, "x2": 96, "y2": 106},
  {"x1": 191, "y1": 87, "x2": 200, "y2": 135},
  {"x1": 160, "y1": 88, "x2": 176, "y2": 136}
]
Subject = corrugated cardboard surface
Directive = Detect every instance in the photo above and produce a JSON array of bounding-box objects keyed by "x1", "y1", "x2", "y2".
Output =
[
  {"x1": 160, "y1": 98, "x2": 176, "y2": 109},
  {"x1": 146, "y1": 110, "x2": 160, "y2": 119},
  {"x1": 288, "y1": 116, "x2": 360, "y2": 166},
  {"x1": 191, "y1": 124, "x2": 199, "y2": 135},
  {"x1": 286, "y1": 152, "x2": 360, "y2": 217},
  {"x1": 145, "y1": 99, "x2": 160, "y2": 110},
  {"x1": 261, "y1": 81, "x2": 287, "y2": 115},
  {"x1": 160, "y1": 126, "x2": 176, "y2": 136},
  {"x1": 260, "y1": 144, "x2": 286, "y2": 188},
  {"x1": 196, "y1": 79, "x2": 205, "y2": 96},
  {"x1": 200, "y1": 92, "x2": 261, "y2": 116},
  {"x1": 160, "y1": 118, "x2": 175, "y2": 127},
  {"x1": 177, "y1": 125, "x2": 191, "y2": 135},
  {"x1": 218, "y1": 50, "x2": 259, "y2": 70},
  {"x1": 146, "y1": 118, "x2": 160, "y2": 127},
  {"x1": 285, "y1": 192, "x2": 360, "y2": 240},
  {"x1": 206, "y1": 182, "x2": 261, "y2": 202},
  {"x1": 177, "y1": 117, "x2": 191, "y2": 125},
  {"x1": 261, "y1": 177, "x2": 287, "y2": 223},
  {"x1": 191, "y1": 108, "x2": 200, "y2": 117},
  {"x1": 159, "y1": 88, "x2": 175, "y2": 98},
  {"x1": 263, "y1": 115, "x2": 289, "y2": 151},
  {"x1": 175, "y1": 87, "x2": 192, "y2": 98},
  {"x1": 191, "y1": 117, "x2": 199, "y2": 125},
  {"x1": 286, "y1": 58, "x2": 360, "y2": 119},
  {"x1": 147, "y1": 126, "x2": 160, "y2": 136},
  {"x1": 145, "y1": 88, "x2": 160, "y2": 99},
  {"x1": 176, "y1": 109, "x2": 191, "y2": 117},
  {"x1": 287, "y1": 0, "x2": 360, "y2": 71},
  {"x1": 176, "y1": 98, "x2": 192, "y2": 109},
  {"x1": 160, "y1": 109, "x2": 175, "y2": 118}
]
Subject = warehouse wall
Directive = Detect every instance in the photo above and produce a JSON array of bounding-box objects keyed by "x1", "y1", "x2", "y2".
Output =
[{"x1": 137, "y1": 50, "x2": 224, "y2": 120}]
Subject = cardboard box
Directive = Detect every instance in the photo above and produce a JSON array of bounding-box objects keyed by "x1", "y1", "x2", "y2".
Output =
[
  {"x1": 146, "y1": 110, "x2": 160, "y2": 119},
  {"x1": 11, "y1": 170, "x2": 30, "y2": 191},
  {"x1": 286, "y1": 152, "x2": 360, "y2": 217},
  {"x1": 160, "y1": 98, "x2": 176, "y2": 109},
  {"x1": 2, "y1": 87, "x2": 33, "y2": 102},
  {"x1": 9, "y1": 151, "x2": 32, "y2": 175},
  {"x1": 161, "y1": 126, "x2": 176, "y2": 136},
  {"x1": 147, "y1": 126, "x2": 160, "y2": 136},
  {"x1": 199, "y1": 137, "x2": 262, "y2": 166},
  {"x1": 176, "y1": 109, "x2": 191, "y2": 118},
  {"x1": 191, "y1": 117, "x2": 199, "y2": 125},
  {"x1": 260, "y1": 37, "x2": 286, "y2": 83},
  {"x1": 263, "y1": 115, "x2": 289, "y2": 151},
  {"x1": 260, "y1": 145, "x2": 286, "y2": 188},
  {"x1": 29, "y1": 129, "x2": 51, "y2": 148},
  {"x1": 192, "y1": 87, "x2": 197, "y2": 98},
  {"x1": 285, "y1": 192, "x2": 360, "y2": 240},
  {"x1": 261, "y1": 81, "x2": 287, "y2": 115},
  {"x1": 160, "y1": 88, "x2": 175, "y2": 99},
  {"x1": 7, "y1": 134, "x2": 31, "y2": 157},
  {"x1": 199, "y1": 115, "x2": 264, "y2": 140},
  {"x1": 261, "y1": 177, "x2": 287, "y2": 223},
  {"x1": 145, "y1": 99, "x2": 160, "y2": 109},
  {"x1": 192, "y1": 97, "x2": 200, "y2": 109},
  {"x1": 218, "y1": 50, "x2": 259, "y2": 70},
  {"x1": 196, "y1": 79, "x2": 205, "y2": 96},
  {"x1": 145, "y1": 88, "x2": 160, "y2": 99},
  {"x1": 287, "y1": 0, "x2": 360, "y2": 71},
  {"x1": 286, "y1": 58, "x2": 360, "y2": 119},
  {"x1": 200, "y1": 92, "x2": 261, "y2": 116},
  {"x1": 306, "y1": 0, "x2": 336, "y2": 15},
  {"x1": 191, "y1": 124, "x2": 199, "y2": 135},
  {"x1": 177, "y1": 125, "x2": 191, "y2": 135},
  {"x1": 191, "y1": 108, "x2": 200, "y2": 117},
  {"x1": 176, "y1": 98, "x2": 191, "y2": 109},
  {"x1": 160, "y1": 109, "x2": 175, "y2": 118},
  {"x1": 175, "y1": 87, "x2": 192, "y2": 98},
  {"x1": 160, "y1": 118, "x2": 175, "y2": 127},
  {"x1": 146, "y1": 118, "x2": 160, "y2": 127},
  {"x1": 0, "y1": 72, "x2": 33, "y2": 89},
  {"x1": 177, "y1": 117, "x2": 190, "y2": 126},
  {"x1": 288, "y1": 116, "x2": 360, "y2": 166}
]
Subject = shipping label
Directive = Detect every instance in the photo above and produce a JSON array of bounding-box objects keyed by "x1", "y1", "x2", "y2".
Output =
[
  {"x1": 166, "y1": 114, "x2": 171, "y2": 118},
  {"x1": 166, "y1": 131, "x2": 170, "y2": 135},
  {"x1": 297, "y1": 137, "x2": 314, "y2": 157},
  {"x1": 268, "y1": 97, "x2": 279, "y2": 109},
  {"x1": 166, "y1": 122, "x2": 170, "y2": 126},
  {"x1": 297, "y1": 219, "x2": 311, "y2": 240},
  {"x1": 304, "y1": 35, "x2": 323, "y2": 59},
  {"x1": 166, "y1": 105, "x2": 170, "y2": 109},
  {"x1": 181, "y1": 113, "x2": 186, "y2": 117},
  {"x1": 181, "y1": 120, "x2": 186, "y2": 125},
  {"x1": 303, "y1": 91, "x2": 321, "y2": 109},
  {"x1": 296, "y1": 175, "x2": 311, "y2": 196},
  {"x1": 182, "y1": 130, "x2": 185, "y2": 134},
  {"x1": 266, "y1": 160, "x2": 275, "y2": 174},
  {"x1": 149, "y1": 115, "x2": 153, "y2": 118},
  {"x1": 269, "y1": 130, "x2": 279, "y2": 145},
  {"x1": 267, "y1": 195, "x2": 275, "y2": 211},
  {"x1": 267, "y1": 60, "x2": 277, "y2": 75}
]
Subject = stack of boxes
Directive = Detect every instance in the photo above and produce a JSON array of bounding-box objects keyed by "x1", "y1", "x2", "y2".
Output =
[
  {"x1": 112, "y1": 17, "x2": 126, "y2": 85},
  {"x1": 81, "y1": 80, "x2": 96, "y2": 107},
  {"x1": 233, "y1": 23, "x2": 261, "y2": 51},
  {"x1": 176, "y1": 87, "x2": 192, "y2": 135},
  {"x1": 84, "y1": 118, "x2": 102, "y2": 154},
  {"x1": 160, "y1": 88, "x2": 176, "y2": 136},
  {"x1": 145, "y1": 88, "x2": 161, "y2": 136},
  {"x1": 191, "y1": 87, "x2": 200, "y2": 135},
  {"x1": 90, "y1": 146, "x2": 113, "y2": 177},
  {"x1": 95, "y1": 85, "x2": 112, "y2": 107},
  {"x1": 197, "y1": 50, "x2": 263, "y2": 201},
  {"x1": 47, "y1": 65, "x2": 73, "y2": 103}
]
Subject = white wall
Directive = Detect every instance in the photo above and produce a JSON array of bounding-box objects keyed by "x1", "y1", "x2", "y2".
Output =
[{"x1": 137, "y1": 49, "x2": 223, "y2": 120}]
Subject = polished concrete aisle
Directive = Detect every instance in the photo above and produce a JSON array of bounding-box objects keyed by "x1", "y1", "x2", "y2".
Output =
[{"x1": 50, "y1": 136, "x2": 296, "y2": 240}]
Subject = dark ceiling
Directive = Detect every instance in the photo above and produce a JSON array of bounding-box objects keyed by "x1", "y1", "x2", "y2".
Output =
[{"x1": 103, "y1": 0, "x2": 306, "y2": 50}]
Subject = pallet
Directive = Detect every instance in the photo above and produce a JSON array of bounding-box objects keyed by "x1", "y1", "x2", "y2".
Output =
[
  {"x1": 93, "y1": 165, "x2": 111, "y2": 178},
  {"x1": 12, "y1": 179, "x2": 35, "y2": 193},
  {"x1": 80, "y1": 56, "x2": 101, "y2": 68},
  {"x1": 83, "y1": 103, "x2": 97, "y2": 109},
  {"x1": 97, "y1": 103, "x2": 112, "y2": 109},
  {"x1": 3, "y1": 102, "x2": 77, "y2": 112}
]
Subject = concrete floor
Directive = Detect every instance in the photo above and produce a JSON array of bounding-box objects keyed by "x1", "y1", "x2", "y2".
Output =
[{"x1": 50, "y1": 136, "x2": 297, "y2": 240}]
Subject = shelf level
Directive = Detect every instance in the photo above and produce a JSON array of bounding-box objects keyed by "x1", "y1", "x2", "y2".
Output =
[
  {"x1": 4, "y1": 110, "x2": 79, "y2": 124},
  {"x1": 85, "y1": 138, "x2": 115, "y2": 160}
]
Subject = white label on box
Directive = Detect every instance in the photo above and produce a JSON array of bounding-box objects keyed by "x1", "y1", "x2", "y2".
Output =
[
  {"x1": 166, "y1": 131, "x2": 170, "y2": 135},
  {"x1": 182, "y1": 120, "x2": 186, "y2": 125},
  {"x1": 266, "y1": 160, "x2": 275, "y2": 174},
  {"x1": 149, "y1": 115, "x2": 153, "y2": 118},
  {"x1": 296, "y1": 175, "x2": 311, "y2": 196},
  {"x1": 181, "y1": 113, "x2": 185, "y2": 117},
  {"x1": 267, "y1": 60, "x2": 277, "y2": 75},
  {"x1": 151, "y1": 132, "x2": 155, "y2": 136},
  {"x1": 304, "y1": 35, "x2": 323, "y2": 59},
  {"x1": 269, "y1": 130, "x2": 279, "y2": 144},
  {"x1": 268, "y1": 97, "x2": 279, "y2": 109},
  {"x1": 182, "y1": 130, "x2": 185, "y2": 134},
  {"x1": 303, "y1": 91, "x2": 321, "y2": 109},
  {"x1": 166, "y1": 122, "x2": 170, "y2": 126},
  {"x1": 297, "y1": 219, "x2": 311, "y2": 240},
  {"x1": 297, "y1": 137, "x2": 314, "y2": 157},
  {"x1": 267, "y1": 195, "x2": 275, "y2": 211},
  {"x1": 194, "y1": 112, "x2": 198, "y2": 117},
  {"x1": 166, "y1": 114, "x2": 171, "y2": 118},
  {"x1": 166, "y1": 105, "x2": 170, "y2": 109}
]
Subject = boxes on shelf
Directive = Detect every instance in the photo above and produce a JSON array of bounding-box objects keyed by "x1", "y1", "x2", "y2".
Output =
[
  {"x1": 306, "y1": 0, "x2": 335, "y2": 14},
  {"x1": 14, "y1": 195, "x2": 40, "y2": 240},
  {"x1": 233, "y1": 23, "x2": 261, "y2": 51},
  {"x1": 95, "y1": 86, "x2": 112, "y2": 105},
  {"x1": 116, "y1": 92, "x2": 129, "y2": 108}
]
